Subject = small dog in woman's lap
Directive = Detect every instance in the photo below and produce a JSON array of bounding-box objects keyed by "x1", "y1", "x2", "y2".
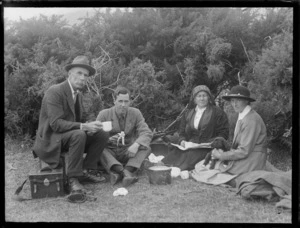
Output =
[{"x1": 203, "y1": 137, "x2": 230, "y2": 169}]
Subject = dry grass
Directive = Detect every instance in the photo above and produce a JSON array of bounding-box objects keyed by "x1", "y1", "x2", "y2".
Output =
[{"x1": 5, "y1": 139, "x2": 291, "y2": 223}]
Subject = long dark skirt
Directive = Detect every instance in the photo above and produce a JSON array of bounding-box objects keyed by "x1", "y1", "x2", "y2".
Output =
[{"x1": 162, "y1": 146, "x2": 212, "y2": 171}]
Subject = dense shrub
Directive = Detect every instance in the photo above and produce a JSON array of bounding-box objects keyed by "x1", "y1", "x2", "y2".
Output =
[{"x1": 4, "y1": 7, "x2": 293, "y2": 155}]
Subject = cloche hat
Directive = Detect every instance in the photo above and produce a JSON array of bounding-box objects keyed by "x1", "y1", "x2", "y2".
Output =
[
  {"x1": 188, "y1": 85, "x2": 215, "y2": 108},
  {"x1": 192, "y1": 85, "x2": 212, "y2": 99},
  {"x1": 65, "y1": 56, "x2": 96, "y2": 76},
  {"x1": 222, "y1": 85, "x2": 256, "y2": 102}
]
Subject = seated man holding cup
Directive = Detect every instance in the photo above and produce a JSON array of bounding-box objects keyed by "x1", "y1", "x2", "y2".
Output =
[
  {"x1": 96, "y1": 86, "x2": 153, "y2": 187},
  {"x1": 32, "y1": 56, "x2": 109, "y2": 195}
]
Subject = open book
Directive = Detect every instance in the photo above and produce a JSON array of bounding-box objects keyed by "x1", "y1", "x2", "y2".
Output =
[{"x1": 170, "y1": 142, "x2": 212, "y2": 151}]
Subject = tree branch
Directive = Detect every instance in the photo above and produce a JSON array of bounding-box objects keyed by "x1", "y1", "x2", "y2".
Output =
[
  {"x1": 163, "y1": 104, "x2": 188, "y2": 132},
  {"x1": 240, "y1": 38, "x2": 252, "y2": 64},
  {"x1": 99, "y1": 67, "x2": 129, "y2": 91},
  {"x1": 176, "y1": 64, "x2": 185, "y2": 83}
]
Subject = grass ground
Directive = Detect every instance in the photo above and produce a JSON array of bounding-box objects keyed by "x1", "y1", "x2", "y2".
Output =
[{"x1": 5, "y1": 138, "x2": 292, "y2": 223}]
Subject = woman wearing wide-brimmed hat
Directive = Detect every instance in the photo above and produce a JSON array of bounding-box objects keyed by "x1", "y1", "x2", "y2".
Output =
[
  {"x1": 191, "y1": 85, "x2": 270, "y2": 186},
  {"x1": 161, "y1": 85, "x2": 230, "y2": 171}
]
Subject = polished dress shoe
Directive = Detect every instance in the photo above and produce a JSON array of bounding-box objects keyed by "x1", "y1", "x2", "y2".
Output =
[
  {"x1": 88, "y1": 169, "x2": 105, "y2": 178},
  {"x1": 109, "y1": 171, "x2": 123, "y2": 185},
  {"x1": 79, "y1": 170, "x2": 106, "y2": 184},
  {"x1": 122, "y1": 169, "x2": 138, "y2": 187},
  {"x1": 69, "y1": 177, "x2": 90, "y2": 193}
]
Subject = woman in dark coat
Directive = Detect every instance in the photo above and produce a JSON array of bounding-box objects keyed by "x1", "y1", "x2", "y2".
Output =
[{"x1": 162, "y1": 85, "x2": 229, "y2": 171}]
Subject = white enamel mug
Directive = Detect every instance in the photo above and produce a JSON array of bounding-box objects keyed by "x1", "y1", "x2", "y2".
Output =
[{"x1": 102, "y1": 121, "x2": 112, "y2": 132}]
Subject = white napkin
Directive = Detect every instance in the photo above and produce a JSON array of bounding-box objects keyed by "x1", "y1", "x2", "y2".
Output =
[
  {"x1": 180, "y1": 170, "x2": 189, "y2": 179},
  {"x1": 148, "y1": 153, "x2": 164, "y2": 163},
  {"x1": 113, "y1": 187, "x2": 128, "y2": 196},
  {"x1": 171, "y1": 167, "x2": 181, "y2": 177}
]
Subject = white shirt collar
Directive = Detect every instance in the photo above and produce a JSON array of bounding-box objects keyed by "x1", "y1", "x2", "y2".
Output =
[
  {"x1": 195, "y1": 106, "x2": 206, "y2": 113},
  {"x1": 67, "y1": 79, "x2": 78, "y2": 96},
  {"x1": 238, "y1": 105, "x2": 251, "y2": 120},
  {"x1": 67, "y1": 79, "x2": 75, "y2": 93}
]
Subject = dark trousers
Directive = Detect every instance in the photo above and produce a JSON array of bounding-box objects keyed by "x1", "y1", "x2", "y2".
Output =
[
  {"x1": 162, "y1": 147, "x2": 212, "y2": 171},
  {"x1": 61, "y1": 130, "x2": 109, "y2": 178},
  {"x1": 100, "y1": 146, "x2": 151, "y2": 172}
]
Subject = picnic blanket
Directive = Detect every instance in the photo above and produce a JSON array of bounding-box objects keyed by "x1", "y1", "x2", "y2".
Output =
[
  {"x1": 236, "y1": 169, "x2": 292, "y2": 211},
  {"x1": 191, "y1": 160, "x2": 292, "y2": 211}
]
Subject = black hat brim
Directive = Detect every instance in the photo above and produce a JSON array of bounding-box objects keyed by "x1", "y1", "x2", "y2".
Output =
[
  {"x1": 65, "y1": 64, "x2": 96, "y2": 76},
  {"x1": 222, "y1": 95, "x2": 256, "y2": 102}
]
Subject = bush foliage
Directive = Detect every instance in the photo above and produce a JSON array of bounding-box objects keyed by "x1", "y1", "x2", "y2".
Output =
[{"x1": 4, "y1": 8, "x2": 292, "y2": 152}]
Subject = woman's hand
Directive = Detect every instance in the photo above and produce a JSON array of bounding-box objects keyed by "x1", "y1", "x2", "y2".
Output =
[{"x1": 211, "y1": 148, "x2": 223, "y2": 159}]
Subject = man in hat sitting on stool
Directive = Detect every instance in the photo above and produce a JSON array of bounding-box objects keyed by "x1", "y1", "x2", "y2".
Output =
[{"x1": 33, "y1": 56, "x2": 109, "y2": 194}]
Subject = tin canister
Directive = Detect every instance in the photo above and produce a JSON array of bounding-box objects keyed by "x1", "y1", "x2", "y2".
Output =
[{"x1": 147, "y1": 166, "x2": 172, "y2": 185}]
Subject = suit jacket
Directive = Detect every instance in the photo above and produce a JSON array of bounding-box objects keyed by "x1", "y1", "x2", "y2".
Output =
[
  {"x1": 218, "y1": 109, "x2": 268, "y2": 175},
  {"x1": 96, "y1": 106, "x2": 153, "y2": 149},
  {"x1": 177, "y1": 105, "x2": 229, "y2": 144},
  {"x1": 33, "y1": 80, "x2": 84, "y2": 168}
]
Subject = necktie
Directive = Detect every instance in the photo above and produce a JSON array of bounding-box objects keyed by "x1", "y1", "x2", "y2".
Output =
[
  {"x1": 73, "y1": 91, "x2": 78, "y2": 103},
  {"x1": 74, "y1": 92, "x2": 80, "y2": 122},
  {"x1": 119, "y1": 113, "x2": 126, "y2": 131}
]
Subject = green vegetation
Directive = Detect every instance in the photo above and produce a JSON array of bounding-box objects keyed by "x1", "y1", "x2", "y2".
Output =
[{"x1": 4, "y1": 8, "x2": 292, "y2": 156}]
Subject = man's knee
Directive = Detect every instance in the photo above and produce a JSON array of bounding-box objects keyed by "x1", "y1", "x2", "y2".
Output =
[
  {"x1": 101, "y1": 148, "x2": 112, "y2": 157},
  {"x1": 71, "y1": 130, "x2": 87, "y2": 144},
  {"x1": 138, "y1": 147, "x2": 151, "y2": 158},
  {"x1": 94, "y1": 130, "x2": 110, "y2": 143},
  {"x1": 129, "y1": 147, "x2": 151, "y2": 164}
]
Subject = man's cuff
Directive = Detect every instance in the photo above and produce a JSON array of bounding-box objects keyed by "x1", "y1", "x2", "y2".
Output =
[{"x1": 80, "y1": 123, "x2": 83, "y2": 130}]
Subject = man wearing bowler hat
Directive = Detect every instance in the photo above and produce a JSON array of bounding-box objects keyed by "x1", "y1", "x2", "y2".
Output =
[{"x1": 33, "y1": 56, "x2": 109, "y2": 194}]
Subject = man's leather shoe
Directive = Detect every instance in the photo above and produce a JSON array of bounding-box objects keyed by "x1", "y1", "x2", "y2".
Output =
[
  {"x1": 122, "y1": 169, "x2": 138, "y2": 187},
  {"x1": 79, "y1": 170, "x2": 106, "y2": 184},
  {"x1": 88, "y1": 169, "x2": 105, "y2": 178},
  {"x1": 70, "y1": 177, "x2": 92, "y2": 194},
  {"x1": 109, "y1": 171, "x2": 122, "y2": 185},
  {"x1": 69, "y1": 178, "x2": 85, "y2": 192}
]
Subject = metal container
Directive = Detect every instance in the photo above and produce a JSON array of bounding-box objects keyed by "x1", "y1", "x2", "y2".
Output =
[{"x1": 147, "y1": 165, "x2": 172, "y2": 185}]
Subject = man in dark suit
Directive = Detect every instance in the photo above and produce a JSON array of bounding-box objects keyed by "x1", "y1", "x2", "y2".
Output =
[{"x1": 33, "y1": 56, "x2": 109, "y2": 193}]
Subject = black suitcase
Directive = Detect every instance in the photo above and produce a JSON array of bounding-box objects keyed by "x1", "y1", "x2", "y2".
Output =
[
  {"x1": 28, "y1": 157, "x2": 69, "y2": 199},
  {"x1": 29, "y1": 169, "x2": 66, "y2": 199}
]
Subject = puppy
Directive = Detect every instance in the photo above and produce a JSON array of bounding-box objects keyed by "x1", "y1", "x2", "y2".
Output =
[{"x1": 203, "y1": 137, "x2": 230, "y2": 169}]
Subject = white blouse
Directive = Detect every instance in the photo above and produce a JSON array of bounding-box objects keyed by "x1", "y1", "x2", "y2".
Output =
[{"x1": 194, "y1": 106, "x2": 206, "y2": 129}]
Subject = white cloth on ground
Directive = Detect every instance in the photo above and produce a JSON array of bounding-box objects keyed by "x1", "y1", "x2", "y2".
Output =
[
  {"x1": 171, "y1": 167, "x2": 181, "y2": 177},
  {"x1": 148, "y1": 153, "x2": 165, "y2": 163},
  {"x1": 113, "y1": 187, "x2": 128, "y2": 196}
]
